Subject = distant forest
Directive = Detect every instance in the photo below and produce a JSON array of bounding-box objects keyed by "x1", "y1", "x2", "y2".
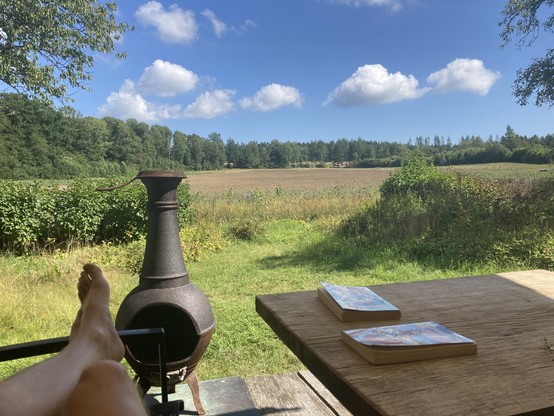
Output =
[{"x1": 0, "y1": 93, "x2": 553, "y2": 179}]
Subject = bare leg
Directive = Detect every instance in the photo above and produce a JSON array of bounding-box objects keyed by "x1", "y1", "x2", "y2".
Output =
[
  {"x1": 0, "y1": 264, "x2": 145, "y2": 416},
  {"x1": 61, "y1": 360, "x2": 147, "y2": 416}
]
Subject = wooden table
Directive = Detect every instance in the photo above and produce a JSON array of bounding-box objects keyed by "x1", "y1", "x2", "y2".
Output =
[{"x1": 256, "y1": 270, "x2": 554, "y2": 416}]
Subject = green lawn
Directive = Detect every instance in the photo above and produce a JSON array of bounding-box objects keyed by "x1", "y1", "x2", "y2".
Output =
[
  {"x1": 183, "y1": 219, "x2": 508, "y2": 379},
  {"x1": 0, "y1": 218, "x2": 511, "y2": 381}
]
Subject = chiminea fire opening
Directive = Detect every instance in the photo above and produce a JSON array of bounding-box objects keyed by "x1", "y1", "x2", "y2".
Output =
[
  {"x1": 126, "y1": 305, "x2": 199, "y2": 364},
  {"x1": 98, "y1": 171, "x2": 215, "y2": 415}
]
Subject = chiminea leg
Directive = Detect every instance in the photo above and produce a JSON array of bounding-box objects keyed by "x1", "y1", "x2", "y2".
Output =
[{"x1": 185, "y1": 370, "x2": 206, "y2": 415}]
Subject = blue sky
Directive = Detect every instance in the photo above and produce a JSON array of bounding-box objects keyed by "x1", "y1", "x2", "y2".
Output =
[{"x1": 70, "y1": 0, "x2": 551, "y2": 144}]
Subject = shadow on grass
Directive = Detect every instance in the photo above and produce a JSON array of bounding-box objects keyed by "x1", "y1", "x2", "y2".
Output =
[
  {"x1": 255, "y1": 224, "x2": 495, "y2": 279},
  {"x1": 257, "y1": 234, "x2": 409, "y2": 275}
]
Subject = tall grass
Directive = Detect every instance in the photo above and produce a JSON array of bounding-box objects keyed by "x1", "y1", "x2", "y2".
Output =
[{"x1": 191, "y1": 184, "x2": 377, "y2": 225}]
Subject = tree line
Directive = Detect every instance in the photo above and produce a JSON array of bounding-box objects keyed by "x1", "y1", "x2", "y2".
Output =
[{"x1": 0, "y1": 93, "x2": 553, "y2": 179}]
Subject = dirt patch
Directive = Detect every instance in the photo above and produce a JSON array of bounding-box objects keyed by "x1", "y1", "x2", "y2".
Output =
[{"x1": 185, "y1": 168, "x2": 394, "y2": 193}]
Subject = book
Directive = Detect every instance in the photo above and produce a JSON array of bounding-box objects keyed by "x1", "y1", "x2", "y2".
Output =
[
  {"x1": 341, "y1": 321, "x2": 477, "y2": 365},
  {"x1": 317, "y1": 282, "x2": 401, "y2": 322}
]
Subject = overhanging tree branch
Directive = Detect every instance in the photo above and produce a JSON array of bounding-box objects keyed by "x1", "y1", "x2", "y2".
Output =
[
  {"x1": 499, "y1": 0, "x2": 554, "y2": 107},
  {"x1": 0, "y1": 0, "x2": 132, "y2": 104}
]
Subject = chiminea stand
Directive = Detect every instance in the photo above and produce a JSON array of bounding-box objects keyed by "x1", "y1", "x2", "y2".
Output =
[{"x1": 98, "y1": 171, "x2": 215, "y2": 415}]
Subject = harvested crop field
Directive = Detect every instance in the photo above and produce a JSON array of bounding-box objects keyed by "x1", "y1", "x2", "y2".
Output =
[{"x1": 186, "y1": 168, "x2": 394, "y2": 193}]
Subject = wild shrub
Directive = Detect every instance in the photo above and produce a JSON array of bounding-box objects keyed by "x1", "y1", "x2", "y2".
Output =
[
  {"x1": 50, "y1": 178, "x2": 107, "y2": 245},
  {"x1": 181, "y1": 222, "x2": 227, "y2": 262},
  {"x1": 0, "y1": 177, "x2": 193, "y2": 254},
  {"x1": 340, "y1": 158, "x2": 554, "y2": 268},
  {"x1": 95, "y1": 178, "x2": 148, "y2": 243},
  {"x1": 342, "y1": 158, "x2": 457, "y2": 243},
  {"x1": 0, "y1": 181, "x2": 54, "y2": 253},
  {"x1": 379, "y1": 157, "x2": 457, "y2": 198}
]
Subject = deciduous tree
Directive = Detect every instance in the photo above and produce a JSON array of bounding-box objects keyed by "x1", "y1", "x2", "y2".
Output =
[
  {"x1": 500, "y1": 0, "x2": 554, "y2": 106},
  {"x1": 0, "y1": 0, "x2": 131, "y2": 103}
]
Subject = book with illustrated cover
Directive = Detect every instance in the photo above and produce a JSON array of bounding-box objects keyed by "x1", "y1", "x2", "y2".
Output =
[
  {"x1": 317, "y1": 282, "x2": 401, "y2": 322},
  {"x1": 341, "y1": 321, "x2": 477, "y2": 365}
]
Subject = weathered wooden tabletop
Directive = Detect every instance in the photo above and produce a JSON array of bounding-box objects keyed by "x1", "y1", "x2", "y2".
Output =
[{"x1": 256, "y1": 270, "x2": 554, "y2": 416}]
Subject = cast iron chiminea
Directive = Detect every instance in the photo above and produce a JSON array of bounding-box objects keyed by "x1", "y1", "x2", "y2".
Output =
[{"x1": 98, "y1": 171, "x2": 215, "y2": 413}]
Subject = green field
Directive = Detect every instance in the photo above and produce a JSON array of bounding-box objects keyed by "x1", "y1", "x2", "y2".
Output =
[
  {"x1": 0, "y1": 164, "x2": 548, "y2": 381},
  {"x1": 447, "y1": 163, "x2": 554, "y2": 179}
]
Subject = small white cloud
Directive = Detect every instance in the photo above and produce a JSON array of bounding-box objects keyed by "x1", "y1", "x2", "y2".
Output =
[
  {"x1": 200, "y1": 10, "x2": 256, "y2": 37},
  {"x1": 239, "y1": 19, "x2": 257, "y2": 33},
  {"x1": 201, "y1": 9, "x2": 228, "y2": 37},
  {"x1": 98, "y1": 80, "x2": 160, "y2": 122},
  {"x1": 138, "y1": 60, "x2": 198, "y2": 97},
  {"x1": 327, "y1": 0, "x2": 402, "y2": 11},
  {"x1": 183, "y1": 89, "x2": 236, "y2": 119},
  {"x1": 99, "y1": 82, "x2": 235, "y2": 121},
  {"x1": 325, "y1": 64, "x2": 429, "y2": 107},
  {"x1": 240, "y1": 83, "x2": 303, "y2": 112},
  {"x1": 426, "y1": 58, "x2": 501, "y2": 95},
  {"x1": 135, "y1": 1, "x2": 197, "y2": 44}
]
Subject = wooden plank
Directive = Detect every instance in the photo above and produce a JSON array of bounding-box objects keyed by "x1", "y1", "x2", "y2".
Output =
[
  {"x1": 298, "y1": 370, "x2": 353, "y2": 416},
  {"x1": 256, "y1": 270, "x2": 554, "y2": 416},
  {"x1": 244, "y1": 372, "x2": 339, "y2": 415}
]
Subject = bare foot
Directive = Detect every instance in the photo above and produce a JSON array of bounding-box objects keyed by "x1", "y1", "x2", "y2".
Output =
[{"x1": 69, "y1": 264, "x2": 124, "y2": 363}]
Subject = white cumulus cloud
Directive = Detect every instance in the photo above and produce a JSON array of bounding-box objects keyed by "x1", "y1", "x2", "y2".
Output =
[
  {"x1": 98, "y1": 82, "x2": 234, "y2": 122},
  {"x1": 327, "y1": 0, "x2": 402, "y2": 11},
  {"x1": 240, "y1": 83, "x2": 303, "y2": 111},
  {"x1": 426, "y1": 58, "x2": 501, "y2": 95},
  {"x1": 325, "y1": 64, "x2": 429, "y2": 107},
  {"x1": 135, "y1": 1, "x2": 197, "y2": 44},
  {"x1": 183, "y1": 89, "x2": 236, "y2": 119},
  {"x1": 138, "y1": 60, "x2": 198, "y2": 97},
  {"x1": 201, "y1": 9, "x2": 228, "y2": 37},
  {"x1": 98, "y1": 80, "x2": 161, "y2": 122}
]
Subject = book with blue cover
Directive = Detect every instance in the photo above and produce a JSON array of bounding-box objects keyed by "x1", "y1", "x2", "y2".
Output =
[
  {"x1": 317, "y1": 282, "x2": 401, "y2": 322},
  {"x1": 342, "y1": 321, "x2": 477, "y2": 364}
]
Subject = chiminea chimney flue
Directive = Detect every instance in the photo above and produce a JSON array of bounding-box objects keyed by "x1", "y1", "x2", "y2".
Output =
[{"x1": 139, "y1": 171, "x2": 188, "y2": 282}]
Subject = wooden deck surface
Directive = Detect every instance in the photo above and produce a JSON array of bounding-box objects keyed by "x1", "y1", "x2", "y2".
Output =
[
  {"x1": 245, "y1": 371, "x2": 353, "y2": 415},
  {"x1": 147, "y1": 370, "x2": 352, "y2": 415}
]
